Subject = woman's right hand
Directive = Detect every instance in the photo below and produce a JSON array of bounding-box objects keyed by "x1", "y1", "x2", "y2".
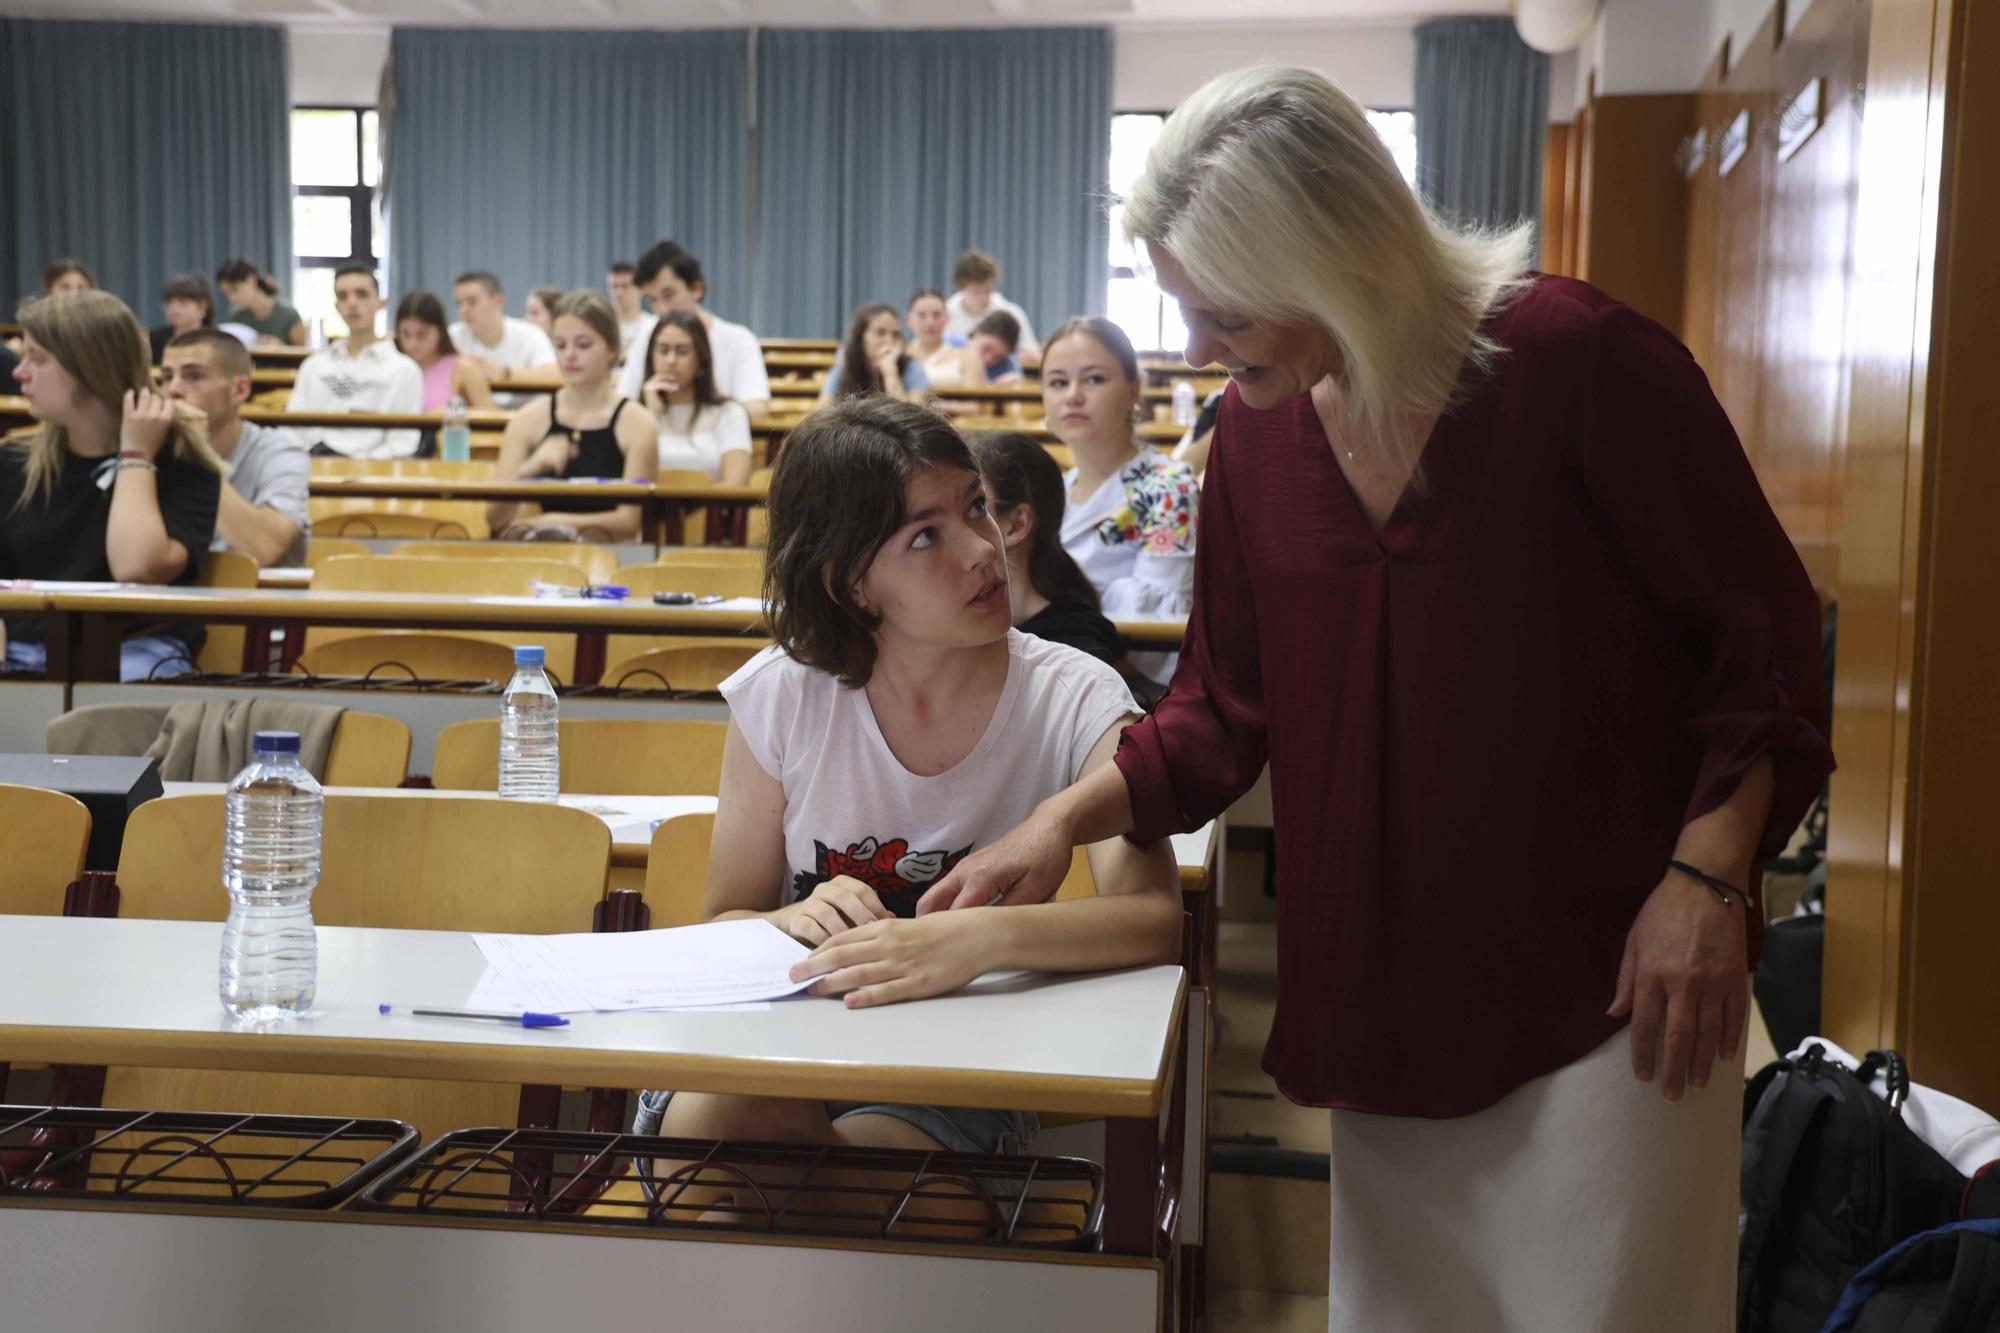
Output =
[
  {"x1": 642, "y1": 374, "x2": 676, "y2": 414},
  {"x1": 916, "y1": 805, "x2": 1076, "y2": 915},
  {"x1": 770, "y1": 875, "x2": 894, "y2": 947},
  {"x1": 519, "y1": 436, "x2": 572, "y2": 478}
]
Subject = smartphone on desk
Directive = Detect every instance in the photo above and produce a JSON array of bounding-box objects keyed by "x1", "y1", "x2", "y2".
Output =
[{"x1": 652, "y1": 591, "x2": 696, "y2": 606}]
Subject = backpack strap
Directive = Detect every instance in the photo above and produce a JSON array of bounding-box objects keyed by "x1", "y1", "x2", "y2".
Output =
[{"x1": 1738, "y1": 1054, "x2": 1836, "y2": 1326}]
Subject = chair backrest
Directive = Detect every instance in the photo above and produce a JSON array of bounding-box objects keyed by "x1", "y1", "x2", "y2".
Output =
[
  {"x1": 641, "y1": 811, "x2": 715, "y2": 928},
  {"x1": 628, "y1": 559, "x2": 763, "y2": 600},
  {"x1": 310, "y1": 510, "x2": 480, "y2": 540},
  {"x1": 657, "y1": 468, "x2": 714, "y2": 545},
  {"x1": 1053, "y1": 845, "x2": 1095, "y2": 902},
  {"x1": 194, "y1": 548, "x2": 259, "y2": 674},
  {"x1": 394, "y1": 541, "x2": 619, "y2": 584},
  {"x1": 310, "y1": 458, "x2": 495, "y2": 481},
  {"x1": 294, "y1": 633, "x2": 521, "y2": 685},
  {"x1": 432, "y1": 718, "x2": 728, "y2": 795},
  {"x1": 305, "y1": 537, "x2": 369, "y2": 567},
  {"x1": 308, "y1": 555, "x2": 584, "y2": 680},
  {"x1": 322, "y1": 710, "x2": 412, "y2": 786},
  {"x1": 603, "y1": 644, "x2": 761, "y2": 693},
  {"x1": 0, "y1": 784, "x2": 91, "y2": 915},
  {"x1": 655, "y1": 547, "x2": 764, "y2": 571},
  {"x1": 110, "y1": 792, "x2": 611, "y2": 1139}
]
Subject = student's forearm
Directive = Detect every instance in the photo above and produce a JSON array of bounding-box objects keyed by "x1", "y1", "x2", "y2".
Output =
[
  {"x1": 1042, "y1": 758, "x2": 1138, "y2": 846},
  {"x1": 105, "y1": 469, "x2": 188, "y2": 582},
  {"x1": 486, "y1": 500, "x2": 519, "y2": 530},
  {"x1": 594, "y1": 503, "x2": 643, "y2": 540},
  {"x1": 977, "y1": 891, "x2": 1182, "y2": 973},
  {"x1": 1674, "y1": 756, "x2": 1776, "y2": 883},
  {"x1": 214, "y1": 486, "x2": 298, "y2": 566}
]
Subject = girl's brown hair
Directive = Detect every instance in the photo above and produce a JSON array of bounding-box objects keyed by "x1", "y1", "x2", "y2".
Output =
[
  {"x1": 966, "y1": 431, "x2": 1101, "y2": 612},
  {"x1": 549, "y1": 289, "x2": 622, "y2": 359},
  {"x1": 9, "y1": 292, "x2": 223, "y2": 509},
  {"x1": 40, "y1": 258, "x2": 96, "y2": 294},
  {"x1": 1041, "y1": 315, "x2": 1141, "y2": 383},
  {"x1": 833, "y1": 302, "x2": 913, "y2": 401},
  {"x1": 648, "y1": 309, "x2": 726, "y2": 412},
  {"x1": 393, "y1": 290, "x2": 456, "y2": 356},
  {"x1": 764, "y1": 397, "x2": 977, "y2": 688}
]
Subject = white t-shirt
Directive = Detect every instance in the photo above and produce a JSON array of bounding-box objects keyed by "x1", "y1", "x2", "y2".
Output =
[
  {"x1": 944, "y1": 290, "x2": 1040, "y2": 359},
  {"x1": 618, "y1": 314, "x2": 650, "y2": 357},
  {"x1": 1062, "y1": 448, "x2": 1199, "y2": 683},
  {"x1": 449, "y1": 316, "x2": 555, "y2": 409},
  {"x1": 721, "y1": 630, "x2": 1137, "y2": 916},
  {"x1": 286, "y1": 339, "x2": 425, "y2": 460},
  {"x1": 617, "y1": 313, "x2": 772, "y2": 407},
  {"x1": 214, "y1": 421, "x2": 310, "y2": 566},
  {"x1": 656, "y1": 400, "x2": 752, "y2": 481}
]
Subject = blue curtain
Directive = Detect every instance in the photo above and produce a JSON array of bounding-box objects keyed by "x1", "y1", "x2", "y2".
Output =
[
  {"x1": 1413, "y1": 18, "x2": 1548, "y2": 230},
  {"x1": 385, "y1": 29, "x2": 750, "y2": 323},
  {"x1": 0, "y1": 19, "x2": 291, "y2": 317},
  {"x1": 753, "y1": 28, "x2": 1111, "y2": 339}
]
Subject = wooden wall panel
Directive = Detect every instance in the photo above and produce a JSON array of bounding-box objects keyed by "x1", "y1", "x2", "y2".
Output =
[
  {"x1": 1541, "y1": 123, "x2": 1573, "y2": 275},
  {"x1": 1708, "y1": 11, "x2": 1781, "y2": 459},
  {"x1": 1677, "y1": 42, "x2": 1730, "y2": 382},
  {"x1": 1577, "y1": 94, "x2": 1693, "y2": 333}
]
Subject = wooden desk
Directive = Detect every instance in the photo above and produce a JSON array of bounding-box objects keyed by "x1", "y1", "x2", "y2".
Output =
[{"x1": 307, "y1": 473, "x2": 766, "y2": 549}]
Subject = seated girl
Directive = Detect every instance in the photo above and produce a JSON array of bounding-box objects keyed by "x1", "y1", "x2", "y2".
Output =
[
  {"x1": 1043, "y1": 316, "x2": 1197, "y2": 684},
  {"x1": 966, "y1": 430, "x2": 1127, "y2": 669},
  {"x1": 641, "y1": 310, "x2": 752, "y2": 485},
  {"x1": 488, "y1": 290, "x2": 657, "y2": 541},
  {"x1": 524, "y1": 285, "x2": 563, "y2": 337},
  {"x1": 821, "y1": 303, "x2": 929, "y2": 403},
  {"x1": 2, "y1": 291, "x2": 224, "y2": 681},
  {"x1": 635, "y1": 397, "x2": 1181, "y2": 1172},
  {"x1": 966, "y1": 310, "x2": 1026, "y2": 386},
  {"x1": 394, "y1": 290, "x2": 495, "y2": 411},
  {"x1": 904, "y1": 288, "x2": 983, "y2": 390}
]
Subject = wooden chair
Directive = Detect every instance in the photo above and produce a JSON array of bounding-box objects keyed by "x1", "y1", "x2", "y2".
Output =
[
  {"x1": 655, "y1": 547, "x2": 763, "y2": 571},
  {"x1": 194, "y1": 549, "x2": 258, "y2": 674},
  {"x1": 602, "y1": 644, "x2": 761, "y2": 693},
  {"x1": 310, "y1": 511, "x2": 478, "y2": 540},
  {"x1": 304, "y1": 555, "x2": 584, "y2": 682},
  {"x1": 309, "y1": 458, "x2": 495, "y2": 481},
  {"x1": 322, "y1": 710, "x2": 412, "y2": 787},
  {"x1": 296, "y1": 633, "x2": 520, "y2": 684},
  {"x1": 0, "y1": 785, "x2": 91, "y2": 915},
  {"x1": 432, "y1": 718, "x2": 727, "y2": 795},
  {"x1": 603, "y1": 563, "x2": 766, "y2": 679},
  {"x1": 745, "y1": 468, "x2": 773, "y2": 546},
  {"x1": 109, "y1": 792, "x2": 612, "y2": 1139},
  {"x1": 394, "y1": 540, "x2": 619, "y2": 584},
  {"x1": 305, "y1": 537, "x2": 369, "y2": 567},
  {"x1": 641, "y1": 812, "x2": 715, "y2": 929}
]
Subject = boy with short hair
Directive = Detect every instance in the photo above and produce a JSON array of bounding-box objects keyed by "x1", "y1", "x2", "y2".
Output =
[
  {"x1": 614, "y1": 239, "x2": 771, "y2": 415},
  {"x1": 161, "y1": 329, "x2": 310, "y2": 566},
  {"x1": 967, "y1": 310, "x2": 1026, "y2": 386},
  {"x1": 287, "y1": 266, "x2": 424, "y2": 460},
  {"x1": 450, "y1": 270, "x2": 557, "y2": 404},
  {"x1": 944, "y1": 250, "x2": 1040, "y2": 363}
]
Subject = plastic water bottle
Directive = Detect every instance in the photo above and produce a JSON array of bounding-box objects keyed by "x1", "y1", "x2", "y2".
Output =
[
  {"x1": 1171, "y1": 378, "x2": 1198, "y2": 428},
  {"x1": 219, "y1": 731, "x2": 322, "y2": 1021},
  {"x1": 500, "y1": 645, "x2": 560, "y2": 802},
  {"x1": 440, "y1": 394, "x2": 471, "y2": 462},
  {"x1": 306, "y1": 316, "x2": 327, "y2": 351}
]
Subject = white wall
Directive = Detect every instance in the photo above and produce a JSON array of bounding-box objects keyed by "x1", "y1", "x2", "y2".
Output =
[
  {"x1": 1113, "y1": 22, "x2": 1416, "y2": 112},
  {"x1": 1566, "y1": 0, "x2": 1781, "y2": 100},
  {"x1": 289, "y1": 26, "x2": 390, "y2": 106}
]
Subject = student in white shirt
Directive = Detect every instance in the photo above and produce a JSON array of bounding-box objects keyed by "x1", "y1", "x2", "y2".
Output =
[
  {"x1": 159, "y1": 328, "x2": 310, "y2": 567},
  {"x1": 640, "y1": 309, "x2": 752, "y2": 485},
  {"x1": 606, "y1": 261, "x2": 648, "y2": 356},
  {"x1": 1044, "y1": 316, "x2": 1197, "y2": 684},
  {"x1": 286, "y1": 266, "x2": 424, "y2": 460},
  {"x1": 943, "y1": 249, "x2": 1040, "y2": 365},
  {"x1": 450, "y1": 271, "x2": 557, "y2": 406},
  {"x1": 632, "y1": 397, "x2": 1180, "y2": 1196},
  {"x1": 615, "y1": 240, "x2": 770, "y2": 415}
]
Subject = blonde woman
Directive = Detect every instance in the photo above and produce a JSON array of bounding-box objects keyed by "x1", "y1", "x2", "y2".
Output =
[
  {"x1": 2, "y1": 292, "x2": 225, "y2": 680},
  {"x1": 488, "y1": 290, "x2": 657, "y2": 541},
  {"x1": 920, "y1": 66, "x2": 1832, "y2": 1330}
]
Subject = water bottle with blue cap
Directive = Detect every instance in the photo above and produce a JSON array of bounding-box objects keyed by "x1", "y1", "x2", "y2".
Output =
[
  {"x1": 219, "y1": 730, "x2": 322, "y2": 1020},
  {"x1": 500, "y1": 645, "x2": 560, "y2": 802}
]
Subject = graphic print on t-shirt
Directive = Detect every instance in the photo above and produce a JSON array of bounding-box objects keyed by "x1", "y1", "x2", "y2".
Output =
[{"x1": 792, "y1": 836, "x2": 974, "y2": 918}]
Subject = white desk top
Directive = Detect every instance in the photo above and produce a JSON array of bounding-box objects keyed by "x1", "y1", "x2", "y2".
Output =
[{"x1": 0, "y1": 916, "x2": 1183, "y2": 1117}]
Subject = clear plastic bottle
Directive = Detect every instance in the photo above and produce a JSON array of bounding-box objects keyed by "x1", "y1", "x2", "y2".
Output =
[
  {"x1": 500, "y1": 645, "x2": 561, "y2": 802},
  {"x1": 440, "y1": 394, "x2": 471, "y2": 463},
  {"x1": 219, "y1": 730, "x2": 323, "y2": 1021},
  {"x1": 1171, "y1": 378, "x2": 1198, "y2": 428}
]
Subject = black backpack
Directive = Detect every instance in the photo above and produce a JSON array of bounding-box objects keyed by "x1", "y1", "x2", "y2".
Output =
[
  {"x1": 1820, "y1": 1218, "x2": 2000, "y2": 1332},
  {"x1": 1739, "y1": 1046, "x2": 1968, "y2": 1331}
]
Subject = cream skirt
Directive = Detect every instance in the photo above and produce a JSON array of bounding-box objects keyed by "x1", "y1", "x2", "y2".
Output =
[{"x1": 1326, "y1": 1028, "x2": 1744, "y2": 1332}]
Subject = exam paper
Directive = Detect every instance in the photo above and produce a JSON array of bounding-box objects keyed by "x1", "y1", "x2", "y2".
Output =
[{"x1": 471, "y1": 918, "x2": 815, "y2": 1013}]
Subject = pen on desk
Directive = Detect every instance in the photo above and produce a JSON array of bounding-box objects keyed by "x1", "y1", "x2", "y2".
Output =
[{"x1": 377, "y1": 1004, "x2": 570, "y2": 1029}]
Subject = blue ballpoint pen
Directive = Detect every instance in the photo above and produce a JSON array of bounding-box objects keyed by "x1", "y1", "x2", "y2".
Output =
[{"x1": 378, "y1": 1004, "x2": 569, "y2": 1029}]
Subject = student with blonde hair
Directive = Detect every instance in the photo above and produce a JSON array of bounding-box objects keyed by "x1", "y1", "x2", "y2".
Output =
[
  {"x1": 923, "y1": 65, "x2": 1832, "y2": 1331},
  {"x1": 489, "y1": 289, "x2": 657, "y2": 541},
  {"x1": 2, "y1": 291, "x2": 224, "y2": 680}
]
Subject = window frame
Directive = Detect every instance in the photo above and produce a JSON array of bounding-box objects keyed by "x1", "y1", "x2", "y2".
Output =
[{"x1": 292, "y1": 105, "x2": 377, "y2": 275}]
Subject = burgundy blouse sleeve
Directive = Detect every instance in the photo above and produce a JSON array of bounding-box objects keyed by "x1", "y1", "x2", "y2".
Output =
[
  {"x1": 1114, "y1": 418, "x2": 1270, "y2": 841},
  {"x1": 1576, "y1": 303, "x2": 1835, "y2": 860}
]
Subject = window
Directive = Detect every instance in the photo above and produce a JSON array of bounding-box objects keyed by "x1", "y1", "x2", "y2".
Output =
[
  {"x1": 290, "y1": 107, "x2": 381, "y2": 339},
  {"x1": 1105, "y1": 109, "x2": 1420, "y2": 357}
]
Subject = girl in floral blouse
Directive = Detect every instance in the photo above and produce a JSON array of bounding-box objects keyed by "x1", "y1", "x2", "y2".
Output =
[{"x1": 1044, "y1": 316, "x2": 1198, "y2": 682}]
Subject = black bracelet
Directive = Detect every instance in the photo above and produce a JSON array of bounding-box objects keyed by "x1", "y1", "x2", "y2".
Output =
[{"x1": 1668, "y1": 859, "x2": 1747, "y2": 909}]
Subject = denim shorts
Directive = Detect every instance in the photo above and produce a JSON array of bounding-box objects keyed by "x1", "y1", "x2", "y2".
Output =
[{"x1": 631, "y1": 1088, "x2": 1037, "y2": 1156}]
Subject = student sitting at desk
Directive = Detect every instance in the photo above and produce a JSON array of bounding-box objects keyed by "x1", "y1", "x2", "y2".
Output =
[
  {"x1": 488, "y1": 290, "x2": 657, "y2": 542},
  {"x1": 2, "y1": 291, "x2": 223, "y2": 680},
  {"x1": 635, "y1": 397, "x2": 1181, "y2": 1172},
  {"x1": 393, "y1": 290, "x2": 496, "y2": 412},
  {"x1": 287, "y1": 266, "x2": 425, "y2": 461},
  {"x1": 640, "y1": 309, "x2": 752, "y2": 485},
  {"x1": 820, "y1": 302, "x2": 928, "y2": 403}
]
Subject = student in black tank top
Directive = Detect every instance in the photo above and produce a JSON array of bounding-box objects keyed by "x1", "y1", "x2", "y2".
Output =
[{"x1": 487, "y1": 290, "x2": 658, "y2": 541}]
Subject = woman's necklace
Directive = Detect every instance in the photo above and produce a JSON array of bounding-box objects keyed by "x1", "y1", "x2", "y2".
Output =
[{"x1": 1312, "y1": 380, "x2": 1359, "y2": 463}]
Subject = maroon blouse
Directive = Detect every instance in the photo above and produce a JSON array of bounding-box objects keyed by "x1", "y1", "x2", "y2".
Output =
[{"x1": 1115, "y1": 276, "x2": 1834, "y2": 1118}]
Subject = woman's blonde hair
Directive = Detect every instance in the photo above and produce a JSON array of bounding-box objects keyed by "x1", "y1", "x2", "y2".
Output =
[
  {"x1": 1122, "y1": 65, "x2": 1532, "y2": 477},
  {"x1": 9, "y1": 291, "x2": 223, "y2": 508}
]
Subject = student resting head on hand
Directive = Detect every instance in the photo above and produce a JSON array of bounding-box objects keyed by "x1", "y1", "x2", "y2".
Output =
[{"x1": 631, "y1": 397, "x2": 1181, "y2": 1214}]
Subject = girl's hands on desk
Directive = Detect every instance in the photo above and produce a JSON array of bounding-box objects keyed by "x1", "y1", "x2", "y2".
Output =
[
  {"x1": 520, "y1": 436, "x2": 575, "y2": 479},
  {"x1": 791, "y1": 910, "x2": 993, "y2": 1008},
  {"x1": 770, "y1": 875, "x2": 892, "y2": 948}
]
